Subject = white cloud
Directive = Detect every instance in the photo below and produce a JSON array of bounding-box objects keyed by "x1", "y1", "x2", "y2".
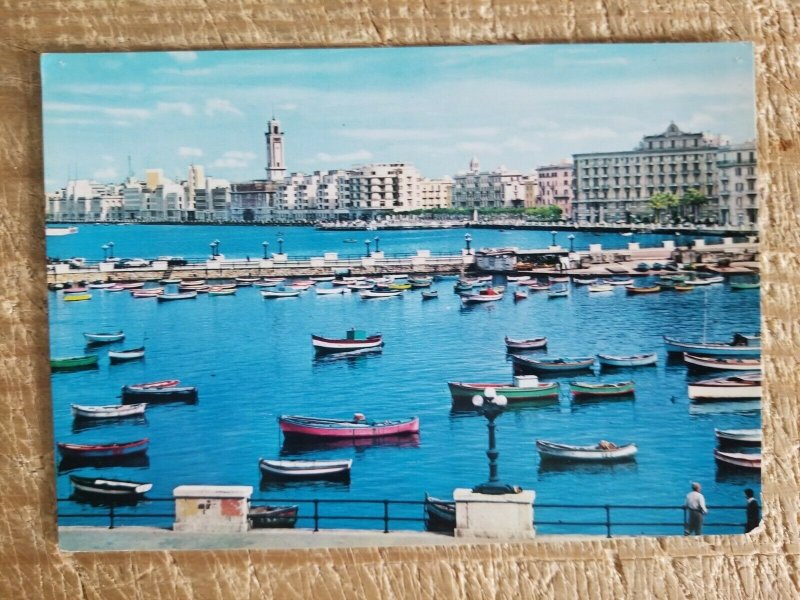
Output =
[
  {"x1": 339, "y1": 128, "x2": 445, "y2": 142},
  {"x1": 104, "y1": 107, "x2": 151, "y2": 119},
  {"x1": 315, "y1": 150, "x2": 373, "y2": 163},
  {"x1": 211, "y1": 150, "x2": 258, "y2": 168},
  {"x1": 45, "y1": 101, "x2": 151, "y2": 120},
  {"x1": 278, "y1": 102, "x2": 298, "y2": 111},
  {"x1": 179, "y1": 146, "x2": 203, "y2": 157},
  {"x1": 168, "y1": 51, "x2": 198, "y2": 63},
  {"x1": 157, "y1": 101, "x2": 194, "y2": 116},
  {"x1": 223, "y1": 150, "x2": 257, "y2": 160},
  {"x1": 205, "y1": 98, "x2": 244, "y2": 117},
  {"x1": 93, "y1": 166, "x2": 117, "y2": 180},
  {"x1": 152, "y1": 67, "x2": 213, "y2": 77}
]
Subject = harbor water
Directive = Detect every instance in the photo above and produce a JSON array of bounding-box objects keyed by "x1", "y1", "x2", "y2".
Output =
[{"x1": 49, "y1": 225, "x2": 760, "y2": 536}]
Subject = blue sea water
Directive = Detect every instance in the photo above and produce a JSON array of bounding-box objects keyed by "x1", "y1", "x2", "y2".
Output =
[{"x1": 48, "y1": 225, "x2": 760, "y2": 536}]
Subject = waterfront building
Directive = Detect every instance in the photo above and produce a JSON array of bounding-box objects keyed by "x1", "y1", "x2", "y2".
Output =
[
  {"x1": 523, "y1": 173, "x2": 539, "y2": 209},
  {"x1": 536, "y1": 162, "x2": 574, "y2": 218},
  {"x1": 46, "y1": 179, "x2": 124, "y2": 222},
  {"x1": 418, "y1": 177, "x2": 453, "y2": 210},
  {"x1": 347, "y1": 163, "x2": 422, "y2": 219},
  {"x1": 193, "y1": 176, "x2": 231, "y2": 222},
  {"x1": 572, "y1": 123, "x2": 730, "y2": 224},
  {"x1": 452, "y1": 158, "x2": 528, "y2": 209},
  {"x1": 716, "y1": 142, "x2": 757, "y2": 226}
]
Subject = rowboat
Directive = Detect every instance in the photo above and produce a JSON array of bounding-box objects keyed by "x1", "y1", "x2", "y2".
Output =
[
  {"x1": 46, "y1": 225, "x2": 79, "y2": 237},
  {"x1": 713, "y1": 449, "x2": 761, "y2": 470},
  {"x1": 108, "y1": 346, "x2": 145, "y2": 363},
  {"x1": 312, "y1": 329, "x2": 383, "y2": 354},
  {"x1": 513, "y1": 290, "x2": 528, "y2": 301},
  {"x1": 461, "y1": 287, "x2": 503, "y2": 303},
  {"x1": 424, "y1": 493, "x2": 456, "y2": 531},
  {"x1": 157, "y1": 291, "x2": 198, "y2": 301},
  {"x1": 663, "y1": 334, "x2": 761, "y2": 357},
  {"x1": 684, "y1": 276, "x2": 724, "y2": 286},
  {"x1": 261, "y1": 289, "x2": 301, "y2": 299},
  {"x1": 548, "y1": 276, "x2": 570, "y2": 283},
  {"x1": 235, "y1": 276, "x2": 261, "y2": 284},
  {"x1": 115, "y1": 282, "x2": 145, "y2": 289},
  {"x1": 387, "y1": 282, "x2": 412, "y2": 290},
  {"x1": 588, "y1": 283, "x2": 613, "y2": 293},
  {"x1": 447, "y1": 377, "x2": 560, "y2": 404},
  {"x1": 83, "y1": 331, "x2": 124, "y2": 344},
  {"x1": 547, "y1": 285, "x2": 569, "y2": 298},
  {"x1": 70, "y1": 474, "x2": 152, "y2": 499},
  {"x1": 121, "y1": 384, "x2": 198, "y2": 404},
  {"x1": 730, "y1": 281, "x2": 760, "y2": 290},
  {"x1": 131, "y1": 288, "x2": 164, "y2": 298},
  {"x1": 504, "y1": 336, "x2": 547, "y2": 350},
  {"x1": 179, "y1": 279, "x2": 206, "y2": 285},
  {"x1": 315, "y1": 287, "x2": 349, "y2": 295},
  {"x1": 51, "y1": 354, "x2": 99, "y2": 371},
  {"x1": 58, "y1": 438, "x2": 149, "y2": 459},
  {"x1": 524, "y1": 282, "x2": 551, "y2": 291},
  {"x1": 597, "y1": 352, "x2": 657, "y2": 368},
  {"x1": 360, "y1": 289, "x2": 402, "y2": 299},
  {"x1": 258, "y1": 458, "x2": 352, "y2": 480},
  {"x1": 278, "y1": 414, "x2": 420, "y2": 439},
  {"x1": 674, "y1": 284, "x2": 693, "y2": 291},
  {"x1": 573, "y1": 278, "x2": 598, "y2": 285},
  {"x1": 687, "y1": 373, "x2": 761, "y2": 401},
  {"x1": 421, "y1": 290, "x2": 438, "y2": 300},
  {"x1": 208, "y1": 286, "x2": 237, "y2": 295},
  {"x1": 64, "y1": 293, "x2": 92, "y2": 302},
  {"x1": 683, "y1": 353, "x2": 761, "y2": 372},
  {"x1": 179, "y1": 285, "x2": 209, "y2": 293},
  {"x1": 625, "y1": 284, "x2": 661, "y2": 294},
  {"x1": 569, "y1": 380, "x2": 635, "y2": 397},
  {"x1": 536, "y1": 439, "x2": 638, "y2": 461},
  {"x1": 714, "y1": 428, "x2": 761, "y2": 446},
  {"x1": 248, "y1": 505, "x2": 298, "y2": 528},
  {"x1": 608, "y1": 278, "x2": 634, "y2": 286},
  {"x1": 506, "y1": 275, "x2": 531, "y2": 282},
  {"x1": 63, "y1": 286, "x2": 88, "y2": 293},
  {"x1": 311, "y1": 276, "x2": 335, "y2": 282},
  {"x1": 159, "y1": 278, "x2": 182, "y2": 284},
  {"x1": 129, "y1": 379, "x2": 179, "y2": 389},
  {"x1": 71, "y1": 403, "x2": 147, "y2": 420},
  {"x1": 510, "y1": 355, "x2": 595, "y2": 374}
]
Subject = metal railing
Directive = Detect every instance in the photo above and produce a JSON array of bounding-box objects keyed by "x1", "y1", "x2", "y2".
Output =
[{"x1": 57, "y1": 497, "x2": 748, "y2": 537}]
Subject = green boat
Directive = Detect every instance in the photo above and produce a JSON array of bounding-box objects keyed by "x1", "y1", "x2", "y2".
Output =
[
  {"x1": 730, "y1": 281, "x2": 760, "y2": 290},
  {"x1": 448, "y1": 376, "x2": 560, "y2": 404},
  {"x1": 51, "y1": 354, "x2": 99, "y2": 371},
  {"x1": 569, "y1": 380, "x2": 635, "y2": 397}
]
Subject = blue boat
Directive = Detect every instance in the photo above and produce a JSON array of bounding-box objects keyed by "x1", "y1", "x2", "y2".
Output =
[
  {"x1": 663, "y1": 333, "x2": 760, "y2": 357},
  {"x1": 510, "y1": 355, "x2": 595, "y2": 374}
]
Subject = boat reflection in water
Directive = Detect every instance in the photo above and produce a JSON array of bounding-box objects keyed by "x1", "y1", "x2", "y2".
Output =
[
  {"x1": 688, "y1": 400, "x2": 761, "y2": 416},
  {"x1": 281, "y1": 433, "x2": 421, "y2": 455},
  {"x1": 71, "y1": 415, "x2": 148, "y2": 434},
  {"x1": 259, "y1": 477, "x2": 350, "y2": 492},
  {"x1": 537, "y1": 459, "x2": 639, "y2": 478},
  {"x1": 311, "y1": 347, "x2": 384, "y2": 365},
  {"x1": 58, "y1": 453, "x2": 150, "y2": 473},
  {"x1": 715, "y1": 465, "x2": 761, "y2": 485}
]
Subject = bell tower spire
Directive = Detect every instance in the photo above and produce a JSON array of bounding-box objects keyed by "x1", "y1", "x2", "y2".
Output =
[{"x1": 265, "y1": 117, "x2": 286, "y2": 181}]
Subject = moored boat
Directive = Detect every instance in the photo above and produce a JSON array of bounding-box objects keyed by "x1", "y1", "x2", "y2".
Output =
[
  {"x1": 258, "y1": 458, "x2": 352, "y2": 480},
  {"x1": 730, "y1": 280, "x2": 760, "y2": 290},
  {"x1": 461, "y1": 287, "x2": 504, "y2": 304},
  {"x1": 569, "y1": 380, "x2": 635, "y2": 397},
  {"x1": 315, "y1": 287, "x2": 349, "y2": 295},
  {"x1": 360, "y1": 289, "x2": 402, "y2": 299},
  {"x1": 608, "y1": 278, "x2": 634, "y2": 286},
  {"x1": 536, "y1": 439, "x2": 638, "y2": 461},
  {"x1": 573, "y1": 277, "x2": 598, "y2": 286},
  {"x1": 261, "y1": 289, "x2": 302, "y2": 298},
  {"x1": 504, "y1": 336, "x2": 547, "y2": 351},
  {"x1": 447, "y1": 376, "x2": 559, "y2": 404},
  {"x1": 129, "y1": 379, "x2": 179, "y2": 389},
  {"x1": 131, "y1": 288, "x2": 165, "y2": 298},
  {"x1": 597, "y1": 352, "x2": 657, "y2": 368},
  {"x1": 663, "y1": 333, "x2": 761, "y2": 357},
  {"x1": 424, "y1": 493, "x2": 456, "y2": 531},
  {"x1": 588, "y1": 283, "x2": 614, "y2": 293},
  {"x1": 64, "y1": 293, "x2": 92, "y2": 302},
  {"x1": 157, "y1": 291, "x2": 198, "y2": 301},
  {"x1": 714, "y1": 428, "x2": 761, "y2": 446},
  {"x1": 83, "y1": 331, "x2": 124, "y2": 344},
  {"x1": 687, "y1": 373, "x2": 761, "y2": 401},
  {"x1": 248, "y1": 505, "x2": 299, "y2": 528},
  {"x1": 121, "y1": 384, "x2": 198, "y2": 404},
  {"x1": 510, "y1": 355, "x2": 595, "y2": 374},
  {"x1": 421, "y1": 290, "x2": 439, "y2": 300},
  {"x1": 71, "y1": 402, "x2": 147, "y2": 420},
  {"x1": 513, "y1": 290, "x2": 528, "y2": 301},
  {"x1": 208, "y1": 286, "x2": 237, "y2": 295},
  {"x1": 108, "y1": 346, "x2": 145, "y2": 363},
  {"x1": 683, "y1": 353, "x2": 761, "y2": 372},
  {"x1": 69, "y1": 474, "x2": 152, "y2": 499},
  {"x1": 312, "y1": 329, "x2": 383, "y2": 354},
  {"x1": 625, "y1": 284, "x2": 661, "y2": 294},
  {"x1": 713, "y1": 448, "x2": 761, "y2": 470},
  {"x1": 58, "y1": 438, "x2": 149, "y2": 459},
  {"x1": 278, "y1": 414, "x2": 419, "y2": 439},
  {"x1": 51, "y1": 354, "x2": 99, "y2": 371}
]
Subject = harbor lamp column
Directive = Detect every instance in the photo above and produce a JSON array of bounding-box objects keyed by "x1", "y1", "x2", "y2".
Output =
[
  {"x1": 465, "y1": 233, "x2": 472, "y2": 255},
  {"x1": 568, "y1": 234, "x2": 575, "y2": 252},
  {"x1": 209, "y1": 242, "x2": 215, "y2": 258},
  {"x1": 214, "y1": 240, "x2": 220, "y2": 257},
  {"x1": 471, "y1": 388, "x2": 521, "y2": 495},
  {"x1": 101, "y1": 244, "x2": 108, "y2": 260},
  {"x1": 374, "y1": 236, "x2": 380, "y2": 253},
  {"x1": 108, "y1": 242, "x2": 115, "y2": 259},
  {"x1": 277, "y1": 237, "x2": 284, "y2": 254},
  {"x1": 365, "y1": 239, "x2": 371, "y2": 257},
  {"x1": 262, "y1": 241, "x2": 269, "y2": 259},
  {"x1": 550, "y1": 230, "x2": 557, "y2": 247}
]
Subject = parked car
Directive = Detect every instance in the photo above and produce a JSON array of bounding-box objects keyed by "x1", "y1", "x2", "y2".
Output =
[
  {"x1": 158, "y1": 256, "x2": 188, "y2": 266},
  {"x1": 115, "y1": 258, "x2": 150, "y2": 268}
]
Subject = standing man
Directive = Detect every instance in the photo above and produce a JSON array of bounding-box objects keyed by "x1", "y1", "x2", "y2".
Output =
[
  {"x1": 684, "y1": 481, "x2": 708, "y2": 535},
  {"x1": 744, "y1": 488, "x2": 760, "y2": 532}
]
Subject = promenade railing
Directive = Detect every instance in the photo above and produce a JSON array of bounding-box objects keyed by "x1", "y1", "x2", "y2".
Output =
[{"x1": 56, "y1": 497, "x2": 748, "y2": 537}]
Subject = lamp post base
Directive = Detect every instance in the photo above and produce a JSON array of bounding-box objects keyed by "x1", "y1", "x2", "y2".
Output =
[
  {"x1": 453, "y1": 488, "x2": 536, "y2": 540},
  {"x1": 472, "y1": 482, "x2": 522, "y2": 495}
]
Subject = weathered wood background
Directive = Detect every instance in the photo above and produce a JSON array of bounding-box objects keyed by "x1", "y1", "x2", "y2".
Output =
[{"x1": 0, "y1": 1, "x2": 797, "y2": 598}]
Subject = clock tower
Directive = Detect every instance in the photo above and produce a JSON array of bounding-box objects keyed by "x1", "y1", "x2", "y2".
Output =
[{"x1": 265, "y1": 117, "x2": 286, "y2": 181}]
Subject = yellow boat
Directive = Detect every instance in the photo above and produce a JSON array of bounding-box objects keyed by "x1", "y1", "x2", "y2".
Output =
[
  {"x1": 387, "y1": 283, "x2": 412, "y2": 290},
  {"x1": 64, "y1": 293, "x2": 92, "y2": 302}
]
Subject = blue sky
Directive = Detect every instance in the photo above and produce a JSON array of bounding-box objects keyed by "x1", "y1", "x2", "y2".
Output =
[{"x1": 41, "y1": 43, "x2": 755, "y2": 190}]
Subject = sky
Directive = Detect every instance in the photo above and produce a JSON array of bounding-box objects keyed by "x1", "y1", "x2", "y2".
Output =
[{"x1": 41, "y1": 43, "x2": 755, "y2": 190}]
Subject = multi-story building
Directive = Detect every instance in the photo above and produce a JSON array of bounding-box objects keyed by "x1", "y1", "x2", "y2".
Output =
[
  {"x1": 452, "y1": 158, "x2": 527, "y2": 209},
  {"x1": 523, "y1": 172, "x2": 539, "y2": 209},
  {"x1": 716, "y1": 142, "x2": 757, "y2": 226},
  {"x1": 536, "y1": 163, "x2": 574, "y2": 218},
  {"x1": 347, "y1": 163, "x2": 422, "y2": 218},
  {"x1": 572, "y1": 123, "x2": 729, "y2": 224},
  {"x1": 46, "y1": 180, "x2": 124, "y2": 222},
  {"x1": 418, "y1": 178, "x2": 453, "y2": 210}
]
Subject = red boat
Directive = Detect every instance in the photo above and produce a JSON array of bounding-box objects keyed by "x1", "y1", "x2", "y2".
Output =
[
  {"x1": 57, "y1": 438, "x2": 149, "y2": 459},
  {"x1": 714, "y1": 448, "x2": 761, "y2": 470},
  {"x1": 279, "y1": 414, "x2": 419, "y2": 439},
  {"x1": 128, "y1": 379, "x2": 179, "y2": 389}
]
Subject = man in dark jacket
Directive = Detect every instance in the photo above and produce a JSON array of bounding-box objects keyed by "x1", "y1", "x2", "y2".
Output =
[{"x1": 744, "y1": 488, "x2": 760, "y2": 533}]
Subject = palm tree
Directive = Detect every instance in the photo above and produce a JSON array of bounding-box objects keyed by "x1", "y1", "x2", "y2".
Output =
[
  {"x1": 681, "y1": 188, "x2": 708, "y2": 222},
  {"x1": 649, "y1": 192, "x2": 679, "y2": 224}
]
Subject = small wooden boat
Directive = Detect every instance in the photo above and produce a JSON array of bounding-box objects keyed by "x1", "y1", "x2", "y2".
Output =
[
  {"x1": 261, "y1": 289, "x2": 301, "y2": 299},
  {"x1": 278, "y1": 414, "x2": 420, "y2": 439},
  {"x1": 159, "y1": 278, "x2": 182, "y2": 284},
  {"x1": 58, "y1": 438, "x2": 149, "y2": 459},
  {"x1": 51, "y1": 354, "x2": 99, "y2": 371},
  {"x1": 547, "y1": 285, "x2": 569, "y2": 298},
  {"x1": 115, "y1": 282, "x2": 145, "y2": 289},
  {"x1": 608, "y1": 278, "x2": 634, "y2": 286},
  {"x1": 588, "y1": 283, "x2": 613, "y2": 293},
  {"x1": 108, "y1": 346, "x2": 145, "y2": 363},
  {"x1": 674, "y1": 284, "x2": 693, "y2": 292},
  {"x1": 730, "y1": 281, "x2": 760, "y2": 290},
  {"x1": 573, "y1": 277, "x2": 598, "y2": 286},
  {"x1": 713, "y1": 449, "x2": 761, "y2": 470},
  {"x1": 70, "y1": 474, "x2": 152, "y2": 499},
  {"x1": 315, "y1": 287, "x2": 349, "y2": 295},
  {"x1": 129, "y1": 379, "x2": 179, "y2": 389},
  {"x1": 506, "y1": 275, "x2": 531, "y2": 282},
  {"x1": 461, "y1": 287, "x2": 503, "y2": 304},
  {"x1": 64, "y1": 293, "x2": 92, "y2": 302},
  {"x1": 157, "y1": 291, "x2": 198, "y2": 301},
  {"x1": 522, "y1": 281, "x2": 551, "y2": 291},
  {"x1": 83, "y1": 331, "x2": 125, "y2": 344},
  {"x1": 421, "y1": 290, "x2": 439, "y2": 300},
  {"x1": 248, "y1": 505, "x2": 298, "y2": 528},
  {"x1": 683, "y1": 353, "x2": 761, "y2": 372},
  {"x1": 448, "y1": 377, "x2": 559, "y2": 404},
  {"x1": 687, "y1": 373, "x2": 761, "y2": 401},
  {"x1": 360, "y1": 289, "x2": 402, "y2": 299},
  {"x1": 664, "y1": 334, "x2": 761, "y2": 357},
  {"x1": 513, "y1": 290, "x2": 528, "y2": 301},
  {"x1": 179, "y1": 278, "x2": 206, "y2": 286},
  {"x1": 597, "y1": 352, "x2": 657, "y2": 368},
  {"x1": 131, "y1": 288, "x2": 165, "y2": 298},
  {"x1": 235, "y1": 276, "x2": 261, "y2": 284},
  {"x1": 208, "y1": 286, "x2": 237, "y2": 295},
  {"x1": 179, "y1": 285, "x2": 210, "y2": 293},
  {"x1": 311, "y1": 276, "x2": 335, "y2": 282},
  {"x1": 714, "y1": 428, "x2": 761, "y2": 446},
  {"x1": 71, "y1": 403, "x2": 147, "y2": 420},
  {"x1": 569, "y1": 380, "x2": 635, "y2": 397},
  {"x1": 312, "y1": 329, "x2": 383, "y2": 354},
  {"x1": 625, "y1": 284, "x2": 661, "y2": 294},
  {"x1": 424, "y1": 493, "x2": 456, "y2": 531},
  {"x1": 504, "y1": 336, "x2": 547, "y2": 351},
  {"x1": 121, "y1": 384, "x2": 198, "y2": 404},
  {"x1": 548, "y1": 276, "x2": 570, "y2": 283},
  {"x1": 510, "y1": 355, "x2": 594, "y2": 374},
  {"x1": 105, "y1": 285, "x2": 127, "y2": 292},
  {"x1": 536, "y1": 439, "x2": 638, "y2": 461},
  {"x1": 258, "y1": 458, "x2": 352, "y2": 480},
  {"x1": 387, "y1": 282, "x2": 412, "y2": 290}
]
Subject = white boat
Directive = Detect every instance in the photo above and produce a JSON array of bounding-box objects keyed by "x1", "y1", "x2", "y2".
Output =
[
  {"x1": 684, "y1": 276, "x2": 724, "y2": 286},
  {"x1": 536, "y1": 439, "x2": 638, "y2": 461},
  {"x1": 310, "y1": 276, "x2": 335, "y2": 282},
  {"x1": 588, "y1": 283, "x2": 614, "y2": 293},
  {"x1": 46, "y1": 226, "x2": 78, "y2": 237},
  {"x1": 360, "y1": 290, "x2": 402, "y2": 299},
  {"x1": 315, "y1": 287, "x2": 350, "y2": 295},
  {"x1": 504, "y1": 336, "x2": 547, "y2": 350},
  {"x1": 687, "y1": 373, "x2": 761, "y2": 401},
  {"x1": 462, "y1": 288, "x2": 504, "y2": 303},
  {"x1": 108, "y1": 346, "x2": 145, "y2": 363},
  {"x1": 597, "y1": 352, "x2": 657, "y2": 368},
  {"x1": 608, "y1": 278, "x2": 634, "y2": 286},
  {"x1": 683, "y1": 353, "x2": 761, "y2": 371},
  {"x1": 713, "y1": 449, "x2": 761, "y2": 470},
  {"x1": 258, "y1": 458, "x2": 353, "y2": 480},
  {"x1": 714, "y1": 428, "x2": 761, "y2": 446},
  {"x1": 71, "y1": 403, "x2": 147, "y2": 419},
  {"x1": 83, "y1": 331, "x2": 125, "y2": 344},
  {"x1": 663, "y1": 334, "x2": 761, "y2": 357},
  {"x1": 157, "y1": 291, "x2": 198, "y2": 301},
  {"x1": 506, "y1": 275, "x2": 531, "y2": 282},
  {"x1": 261, "y1": 289, "x2": 301, "y2": 299},
  {"x1": 87, "y1": 282, "x2": 117, "y2": 289},
  {"x1": 573, "y1": 278, "x2": 598, "y2": 285}
]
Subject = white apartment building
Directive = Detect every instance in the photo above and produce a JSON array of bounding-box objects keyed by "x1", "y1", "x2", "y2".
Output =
[
  {"x1": 716, "y1": 143, "x2": 757, "y2": 226},
  {"x1": 46, "y1": 180, "x2": 124, "y2": 222},
  {"x1": 347, "y1": 163, "x2": 422, "y2": 218},
  {"x1": 452, "y1": 158, "x2": 527, "y2": 209}
]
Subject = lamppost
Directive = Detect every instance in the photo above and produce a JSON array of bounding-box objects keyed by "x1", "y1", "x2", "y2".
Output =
[
  {"x1": 101, "y1": 244, "x2": 109, "y2": 260},
  {"x1": 209, "y1": 242, "x2": 216, "y2": 258},
  {"x1": 277, "y1": 237, "x2": 284, "y2": 254},
  {"x1": 374, "y1": 236, "x2": 380, "y2": 253},
  {"x1": 464, "y1": 233, "x2": 472, "y2": 255},
  {"x1": 471, "y1": 388, "x2": 521, "y2": 495},
  {"x1": 568, "y1": 234, "x2": 575, "y2": 253},
  {"x1": 214, "y1": 240, "x2": 221, "y2": 257},
  {"x1": 107, "y1": 242, "x2": 115, "y2": 259},
  {"x1": 262, "y1": 241, "x2": 269, "y2": 259},
  {"x1": 365, "y1": 239, "x2": 371, "y2": 257},
  {"x1": 550, "y1": 230, "x2": 557, "y2": 247}
]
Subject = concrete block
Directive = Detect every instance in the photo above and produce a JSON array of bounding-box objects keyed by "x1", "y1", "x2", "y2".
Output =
[
  {"x1": 627, "y1": 242, "x2": 640, "y2": 251},
  {"x1": 411, "y1": 256, "x2": 426, "y2": 266},
  {"x1": 662, "y1": 240, "x2": 675, "y2": 250},
  {"x1": 273, "y1": 253, "x2": 288, "y2": 263},
  {"x1": 693, "y1": 239, "x2": 706, "y2": 248},
  {"x1": 416, "y1": 249, "x2": 431, "y2": 257},
  {"x1": 589, "y1": 243, "x2": 603, "y2": 253},
  {"x1": 453, "y1": 488, "x2": 535, "y2": 540},
  {"x1": 173, "y1": 485, "x2": 253, "y2": 533},
  {"x1": 324, "y1": 252, "x2": 338, "y2": 261},
  {"x1": 310, "y1": 257, "x2": 325, "y2": 267}
]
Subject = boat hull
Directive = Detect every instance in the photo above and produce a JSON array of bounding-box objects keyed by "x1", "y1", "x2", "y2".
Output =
[
  {"x1": 713, "y1": 449, "x2": 761, "y2": 470},
  {"x1": 597, "y1": 353, "x2": 657, "y2": 367},
  {"x1": 278, "y1": 415, "x2": 419, "y2": 439},
  {"x1": 83, "y1": 331, "x2": 125, "y2": 344},
  {"x1": 688, "y1": 375, "x2": 761, "y2": 401},
  {"x1": 448, "y1": 381, "x2": 560, "y2": 403},
  {"x1": 424, "y1": 494, "x2": 456, "y2": 531},
  {"x1": 51, "y1": 355, "x2": 99, "y2": 371},
  {"x1": 69, "y1": 474, "x2": 152, "y2": 499},
  {"x1": 248, "y1": 505, "x2": 298, "y2": 528},
  {"x1": 311, "y1": 334, "x2": 383, "y2": 354},
  {"x1": 71, "y1": 403, "x2": 147, "y2": 419},
  {"x1": 511, "y1": 355, "x2": 595, "y2": 374},
  {"x1": 714, "y1": 428, "x2": 761, "y2": 446},
  {"x1": 121, "y1": 385, "x2": 198, "y2": 404},
  {"x1": 504, "y1": 336, "x2": 547, "y2": 350},
  {"x1": 58, "y1": 438, "x2": 149, "y2": 459},
  {"x1": 536, "y1": 440, "x2": 638, "y2": 461},
  {"x1": 258, "y1": 458, "x2": 352, "y2": 480},
  {"x1": 569, "y1": 381, "x2": 635, "y2": 396},
  {"x1": 663, "y1": 336, "x2": 761, "y2": 357},
  {"x1": 683, "y1": 353, "x2": 761, "y2": 372}
]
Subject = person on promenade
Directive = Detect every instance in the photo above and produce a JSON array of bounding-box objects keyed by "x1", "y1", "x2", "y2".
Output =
[
  {"x1": 744, "y1": 488, "x2": 760, "y2": 533},
  {"x1": 684, "y1": 481, "x2": 708, "y2": 535}
]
